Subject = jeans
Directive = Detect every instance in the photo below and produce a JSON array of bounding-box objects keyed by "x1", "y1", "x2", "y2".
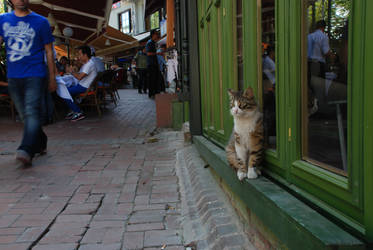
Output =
[
  {"x1": 63, "y1": 84, "x2": 87, "y2": 113},
  {"x1": 8, "y1": 77, "x2": 47, "y2": 158},
  {"x1": 137, "y1": 69, "x2": 147, "y2": 92},
  {"x1": 147, "y1": 65, "x2": 161, "y2": 97},
  {"x1": 40, "y1": 87, "x2": 54, "y2": 125}
]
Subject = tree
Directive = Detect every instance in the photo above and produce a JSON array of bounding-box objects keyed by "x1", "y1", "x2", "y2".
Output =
[
  {"x1": 307, "y1": 0, "x2": 350, "y2": 42},
  {"x1": 0, "y1": 0, "x2": 5, "y2": 14},
  {"x1": 150, "y1": 11, "x2": 159, "y2": 29}
]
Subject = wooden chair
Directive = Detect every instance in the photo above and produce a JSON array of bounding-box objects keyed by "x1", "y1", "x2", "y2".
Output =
[
  {"x1": 0, "y1": 93, "x2": 15, "y2": 120},
  {"x1": 78, "y1": 72, "x2": 104, "y2": 116},
  {"x1": 97, "y1": 70, "x2": 118, "y2": 106}
]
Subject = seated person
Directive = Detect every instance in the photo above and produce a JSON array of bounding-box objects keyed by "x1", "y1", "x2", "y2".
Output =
[
  {"x1": 0, "y1": 81, "x2": 8, "y2": 95},
  {"x1": 62, "y1": 45, "x2": 97, "y2": 122}
]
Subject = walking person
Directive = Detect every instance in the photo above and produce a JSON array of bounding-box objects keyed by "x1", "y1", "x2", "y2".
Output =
[
  {"x1": 134, "y1": 47, "x2": 148, "y2": 94},
  {"x1": 0, "y1": 0, "x2": 56, "y2": 166},
  {"x1": 146, "y1": 29, "x2": 160, "y2": 98}
]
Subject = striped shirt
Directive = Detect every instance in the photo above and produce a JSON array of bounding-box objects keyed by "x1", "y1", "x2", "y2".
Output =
[{"x1": 307, "y1": 29, "x2": 330, "y2": 63}]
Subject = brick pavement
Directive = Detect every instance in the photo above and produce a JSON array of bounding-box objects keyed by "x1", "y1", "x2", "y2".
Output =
[{"x1": 0, "y1": 90, "x2": 186, "y2": 250}]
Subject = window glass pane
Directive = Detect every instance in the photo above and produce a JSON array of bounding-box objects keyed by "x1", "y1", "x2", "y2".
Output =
[
  {"x1": 121, "y1": 11, "x2": 131, "y2": 34},
  {"x1": 261, "y1": 0, "x2": 276, "y2": 148},
  {"x1": 303, "y1": 0, "x2": 350, "y2": 174}
]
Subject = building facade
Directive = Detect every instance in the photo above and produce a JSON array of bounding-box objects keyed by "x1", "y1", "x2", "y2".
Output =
[
  {"x1": 109, "y1": 0, "x2": 146, "y2": 35},
  {"x1": 176, "y1": 0, "x2": 373, "y2": 249}
]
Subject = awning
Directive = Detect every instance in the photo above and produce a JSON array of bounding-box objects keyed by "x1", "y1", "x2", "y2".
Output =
[
  {"x1": 29, "y1": 0, "x2": 113, "y2": 43},
  {"x1": 28, "y1": 1, "x2": 139, "y2": 58},
  {"x1": 89, "y1": 26, "x2": 139, "y2": 57}
]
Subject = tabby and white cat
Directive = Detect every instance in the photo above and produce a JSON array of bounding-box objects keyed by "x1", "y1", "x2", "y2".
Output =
[{"x1": 226, "y1": 87, "x2": 264, "y2": 180}]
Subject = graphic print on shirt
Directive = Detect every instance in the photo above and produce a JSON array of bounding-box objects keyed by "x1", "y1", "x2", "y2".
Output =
[{"x1": 3, "y1": 21, "x2": 35, "y2": 62}]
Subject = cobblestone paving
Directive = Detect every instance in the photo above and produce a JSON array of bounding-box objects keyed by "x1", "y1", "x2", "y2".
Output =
[{"x1": 0, "y1": 90, "x2": 186, "y2": 250}]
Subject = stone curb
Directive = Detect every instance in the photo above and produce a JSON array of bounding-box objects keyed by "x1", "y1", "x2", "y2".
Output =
[{"x1": 176, "y1": 145, "x2": 256, "y2": 250}]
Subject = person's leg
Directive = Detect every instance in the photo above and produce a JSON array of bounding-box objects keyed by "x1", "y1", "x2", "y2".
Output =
[
  {"x1": 143, "y1": 69, "x2": 148, "y2": 93},
  {"x1": 8, "y1": 78, "x2": 25, "y2": 121},
  {"x1": 147, "y1": 67, "x2": 156, "y2": 98},
  {"x1": 155, "y1": 68, "x2": 161, "y2": 95},
  {"x1": 64, "y1": 84, "x2": 87, "y2": 113},
  {"x1": 138, "y1": 70, "x2": 143, "y2": 93},
  {"x1": 16, "y1": 77, "x2": 46, "y2": 159},
  {"x1": 40, "y1": 79, "x2": 54, "y2": 125}
]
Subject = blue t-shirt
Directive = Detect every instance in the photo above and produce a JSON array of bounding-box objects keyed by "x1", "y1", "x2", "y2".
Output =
[{"x1": 0, "y1": 11, "x2": 54, "y2": 78}]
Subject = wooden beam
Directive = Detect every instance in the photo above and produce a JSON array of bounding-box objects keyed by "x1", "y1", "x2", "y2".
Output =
[
  {"x1": 103, "y1": 34, "x2": 136, "y2": 45},
  {"x1": 96, "y1": 42, "x2": 139, "y2": 57},
  {"x1": 57, "y1": 21, "x2": 97, "y2": 32},
  {"x1": 39, "y1": 1, "x2": 105, "y2": 21}
]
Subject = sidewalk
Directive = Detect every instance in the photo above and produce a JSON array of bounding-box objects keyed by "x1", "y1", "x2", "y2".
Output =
[{"x1": 0, "y1": 90, "x2": 254, "y2": 250}]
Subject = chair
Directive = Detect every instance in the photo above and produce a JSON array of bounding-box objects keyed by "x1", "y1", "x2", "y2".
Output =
[
  {"x1": 78, "y1": 72, "x2": 104, "y2": 116},
  {"x1": 98, "y1": 70, "x2": 118, "y2": 106},
  {"x1": 0, "y1": 93, "x2": 15, "y2": 120}
]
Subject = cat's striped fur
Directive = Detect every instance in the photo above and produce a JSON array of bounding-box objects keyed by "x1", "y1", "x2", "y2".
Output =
[{"x1": 226, "y1": 87, "x2": 264, "y2": 180}]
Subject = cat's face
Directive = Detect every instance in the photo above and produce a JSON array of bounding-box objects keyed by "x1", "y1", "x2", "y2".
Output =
[{"x1": 228, "y1": 87, "x2": 257, "y2": 118}]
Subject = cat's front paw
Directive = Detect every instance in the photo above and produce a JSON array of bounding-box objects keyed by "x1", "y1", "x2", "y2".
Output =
[
  {"x1": 247, "y1": 168, "x2": 258, "y2": 179},
  {"x1": 237, "y1": 170, "x2": 247, "y2": 181}
]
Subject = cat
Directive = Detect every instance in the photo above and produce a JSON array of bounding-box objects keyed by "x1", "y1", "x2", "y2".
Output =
[{"x1": 225, "y1": 87, "x2": 264, "y2": 180}]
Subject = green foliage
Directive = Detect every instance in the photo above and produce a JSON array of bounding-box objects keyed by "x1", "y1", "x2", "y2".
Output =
[
  {"x1": 150, "y1": 11, "x2": 159, "y2": 29},
  {"x1": 307, "y1": 0, "x2": 350, "y2": 42},
  {"x1": 0, "y1": 0, "x2": 4, "y2": 14}
]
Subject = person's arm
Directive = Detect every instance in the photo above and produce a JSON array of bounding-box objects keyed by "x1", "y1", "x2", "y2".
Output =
[
  {"x1": 0, "y1": 81, "x2": 7, "y2": 86},
  {"x1": 44, "y1": 43, "x2": 57, "y2": 92},
  {"x1": 70, "y1": 62, "x2": 89, "y2": 81},
  {"x1": 71, "y1": 71, "x2": 87, "y2": 81},
  {"x1": 321, "y1": 35, "x2": 334, "y2": 58}
]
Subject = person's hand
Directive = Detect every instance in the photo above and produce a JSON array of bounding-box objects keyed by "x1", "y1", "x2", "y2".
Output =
[{"x1": 48, "y1": 78, "x2": 57, "y2": 92}]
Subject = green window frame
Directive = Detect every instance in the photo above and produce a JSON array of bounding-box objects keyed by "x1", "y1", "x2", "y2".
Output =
[
  {"x1": 242, "y1": 0, "x2": 372, "y2": 241},
  {"x1": 197, "y1": 0, "x2": 236, "y2": 147},
  {"x1": 198, "y1": 0, "x2": 373, "y2": 242}
]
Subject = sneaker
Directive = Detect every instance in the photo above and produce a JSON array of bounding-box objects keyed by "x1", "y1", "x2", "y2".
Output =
[
  {"x1": 71, "y1": 113, "x2": 86, "y2": 122},
  {"x1": 16, "y1": 150, "x2": 32, "y2": 166},
  {"x1": 65, "y1": 111, "x2": 75, "y2": 120}
]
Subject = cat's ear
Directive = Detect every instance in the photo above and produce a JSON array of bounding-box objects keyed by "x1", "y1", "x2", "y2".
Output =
[
  {"x1": 243, "y1": 87, "x2": 254, "y2": 98},
  {"x1": 227, "y1": 89, "x2": 234, "y2": 98}
]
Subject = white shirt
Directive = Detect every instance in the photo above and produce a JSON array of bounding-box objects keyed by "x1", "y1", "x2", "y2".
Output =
[
  {"x1": 307, "y1": 29, "x2": 330, "y2": 63},
  {"x1": 263, "y1": 56, "x2": 276, "y2": 85},
  {"x1": 91, "y1": 56, "x2": 105, "y2": 72},
  {"x1": 79, "y1": 59, "x2": 97, "y2": 88}
]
